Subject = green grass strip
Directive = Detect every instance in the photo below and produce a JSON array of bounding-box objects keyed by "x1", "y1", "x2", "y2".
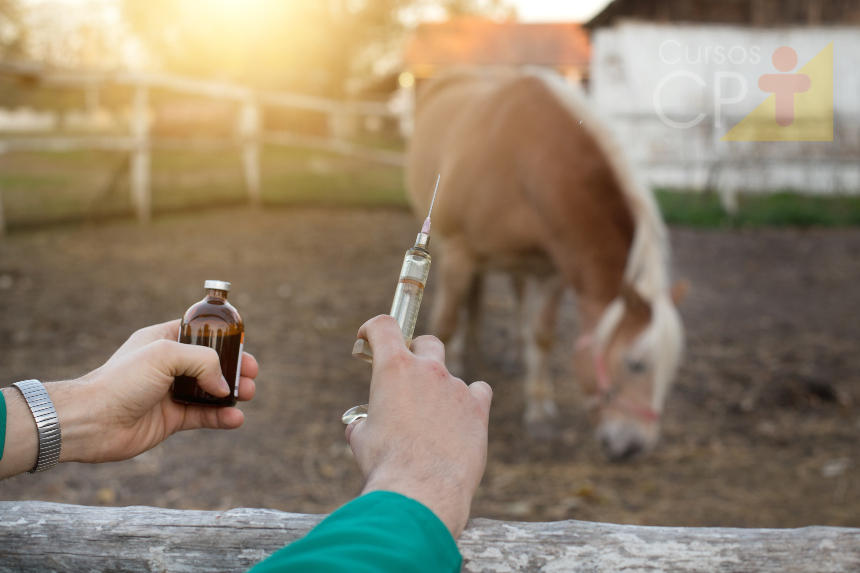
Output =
[{"x1": 656, "y1": 190, "x2": 860, "y2": 228}]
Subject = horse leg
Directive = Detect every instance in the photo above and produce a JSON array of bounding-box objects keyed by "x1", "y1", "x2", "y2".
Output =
[
  {"x1": 507, "y1": 272, "x2": 527, "y2": 372},
  {"x1": 521, "y1": 273, "x2": 566, "y2": 438},
  {"x1": 462, "y1": 270, "x2": 484, "y2": 376},
  {"x1": 430, "y1": 240, "x2": 478, "y2": 377}
]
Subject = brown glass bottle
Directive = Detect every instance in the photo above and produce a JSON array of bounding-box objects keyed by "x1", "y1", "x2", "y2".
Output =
[{"x1": 172, "y1": 280, "x2": 244, "y2": 407}]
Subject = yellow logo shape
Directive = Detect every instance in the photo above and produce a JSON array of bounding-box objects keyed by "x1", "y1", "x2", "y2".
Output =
[{"x1": 721, "y1": 43, "x2": 833, "y2": 141}]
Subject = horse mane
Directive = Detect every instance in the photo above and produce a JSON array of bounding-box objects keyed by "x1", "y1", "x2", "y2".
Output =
[{"x1": 532, "y1": 69, "x2": 685, "y2": 411}]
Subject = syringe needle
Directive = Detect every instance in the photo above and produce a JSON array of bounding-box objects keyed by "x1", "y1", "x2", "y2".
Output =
[
  {"x1": 428, "y1": 174, "x2": 440, "y2": 217},
  {"x1": 422, "y1": 174, "x2": 441, "y2": 234}
]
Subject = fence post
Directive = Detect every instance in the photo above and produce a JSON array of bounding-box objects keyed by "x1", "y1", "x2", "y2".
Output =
[
  {"x1": 719, "y1": 185, "x2": 739, "y2": 215},
  {"x1": 398, "y1": 77, "x2": 415, "y2": 138},
  {"x1": 239, "y1": 99, "x2": 261, "y2": 207},
  {"x1": 130, "y1": 86, "x2": 151, "y2": 223}
]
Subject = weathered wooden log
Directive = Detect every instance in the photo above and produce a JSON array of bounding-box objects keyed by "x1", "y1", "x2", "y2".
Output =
[{"x1": 1, "y1": 501, "x2": 857, "y2": 572}]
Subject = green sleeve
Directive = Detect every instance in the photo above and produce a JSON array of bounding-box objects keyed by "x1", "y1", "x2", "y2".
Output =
[
  {"x1": 249, "y1": 491, "x2": 461, "y2": 573},
  {"x1": 0, "y1": 388, "x2": 6, "y2": 462}
]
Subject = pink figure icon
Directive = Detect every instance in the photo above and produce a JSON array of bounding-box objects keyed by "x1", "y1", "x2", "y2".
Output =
[{"x1": 758, "y1": 47, "x2": 811, "y2": 127}]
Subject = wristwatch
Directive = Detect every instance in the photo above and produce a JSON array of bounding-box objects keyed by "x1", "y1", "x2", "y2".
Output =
[{"x1": 12, "y1": 380, "x2": 61, "y2": 473}]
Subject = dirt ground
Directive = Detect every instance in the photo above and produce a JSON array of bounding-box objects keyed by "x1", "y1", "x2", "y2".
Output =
[{"x1": 1, "y1": 207, "x2": 858, "y2": 528}]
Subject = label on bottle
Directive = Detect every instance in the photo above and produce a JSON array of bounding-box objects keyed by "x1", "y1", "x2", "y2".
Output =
[
  {"x1": 174, "y1": 324, "x2": 243, "y2": 406},
  {"x1": 234, "y1": 333, "x2": 245, "y2": 397}
]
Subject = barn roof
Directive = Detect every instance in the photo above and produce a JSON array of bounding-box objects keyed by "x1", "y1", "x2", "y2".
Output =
[
  {"x1": 403, "y1": 19, "x2": 591, "y2": 67},
  {"x1": 586, "y1": 0, "x2": 860, "y2": 28}
]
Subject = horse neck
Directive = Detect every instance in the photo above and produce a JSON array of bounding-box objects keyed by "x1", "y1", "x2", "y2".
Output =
[
  {"x1": 552, "y1": 182, "x2": 635, "y2": 334},
  {"x1": 524, "y1": 72, "x2": 645, "y2": 334},
  {"x1": 518, "y1": 112, "x2": 636, "y2": 332}
]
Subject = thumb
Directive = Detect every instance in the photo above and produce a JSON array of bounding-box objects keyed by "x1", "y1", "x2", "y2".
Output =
[
  {"x1": 148, "y1": 340, "x2": 230, "y2": 397},
  {"x1": 468, "y1": 381, "x2": 493, "y2": 418},
  {"x1": 345, "y1": 417, "x2": 366, "y2": 452},
  {"x1": 356, "y1": 315, "x2": 407, "y2": 367},
  {"x1": 345, "y1": 416, "x2": 373, "y2": 471}
]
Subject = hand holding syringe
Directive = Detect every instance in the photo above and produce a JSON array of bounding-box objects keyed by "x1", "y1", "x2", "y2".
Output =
[{"x1": 343, "y1": 175, "x2": 440, "y2": 425}]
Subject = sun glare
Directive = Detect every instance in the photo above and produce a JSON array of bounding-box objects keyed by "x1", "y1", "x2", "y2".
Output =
[
  {"x1": 399, "y1": 72, "x2": 415, "y2": 88},
  {"x1": 213, "y1": 0, "x2": 249, "y2": 11}
]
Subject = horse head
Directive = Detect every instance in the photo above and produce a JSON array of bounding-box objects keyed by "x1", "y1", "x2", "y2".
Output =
[{"x1": 576, "y1": 281, "x2": 687, "y2": 461}]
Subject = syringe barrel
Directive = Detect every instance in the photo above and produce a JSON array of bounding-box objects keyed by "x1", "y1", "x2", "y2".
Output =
[{"x1": 390, "y1": 246, "x2": 431, "y2": 347}]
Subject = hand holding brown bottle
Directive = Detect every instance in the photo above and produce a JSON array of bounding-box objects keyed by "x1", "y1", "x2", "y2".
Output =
[{"x1": 0, "y1": 320, "x2": 258, "y2": 479}]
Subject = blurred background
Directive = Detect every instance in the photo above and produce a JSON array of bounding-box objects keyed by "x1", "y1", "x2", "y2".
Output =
[{"x1": 0, "y1": 0, "x2": 858, "y2": 529}]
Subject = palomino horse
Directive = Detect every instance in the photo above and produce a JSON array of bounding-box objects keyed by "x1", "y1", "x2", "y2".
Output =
[{"x1": 406, "y1": 70, "x2": 686, "y2": 460}]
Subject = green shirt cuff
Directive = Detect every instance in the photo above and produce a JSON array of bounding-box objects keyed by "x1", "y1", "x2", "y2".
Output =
[
  {"x1": 250, "y1": 490, "x2": 461, "y2": 573},
  {"x1": 0, "y1": 388, "x2": 6, "y2": 463}
]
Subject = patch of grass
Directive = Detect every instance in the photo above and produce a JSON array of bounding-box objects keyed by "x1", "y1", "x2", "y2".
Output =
[
  {"x1": 3, "y1": 146, "x2": 856, "y2": 230},
  {"x1": 262, "y1": 166, "x2": 406, "y2": 207},
  {"x1": 742, "y1": 193, "x2": 860, "y2": 226},
  {"x1": 655, "y1": 190, "x2": 860, "y2": 228},
  {"x1": 655, "y1": 190, "x2": 726, "y2": 227},
  {"x1": 0, "y1": 144, "x2": 407, "y2": 227}
]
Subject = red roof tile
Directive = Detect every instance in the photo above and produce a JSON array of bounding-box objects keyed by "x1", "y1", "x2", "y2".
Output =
[{"x1": 404, "y1": 18, "x2": 591, "y2": 67}]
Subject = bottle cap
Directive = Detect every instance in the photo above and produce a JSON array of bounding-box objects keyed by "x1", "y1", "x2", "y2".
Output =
[{"x1": 204, "y1": 280, "x2": 231, "y2": 292}]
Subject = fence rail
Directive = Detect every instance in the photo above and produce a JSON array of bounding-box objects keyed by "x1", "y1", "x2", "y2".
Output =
[
  {"x1": 0, "y1": 62, "x2": 406, "y2": 231},
  {"x1": 597, "y1": 111, "x2": 860, "y2": 213},
  {"x1": 1, "y1": 501, "x2": 858, "y2": 572}
]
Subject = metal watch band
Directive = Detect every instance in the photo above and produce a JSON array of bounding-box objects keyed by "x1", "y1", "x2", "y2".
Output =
[{"x1": 12, "y1": 380, "x2": 61, "y2": 473}]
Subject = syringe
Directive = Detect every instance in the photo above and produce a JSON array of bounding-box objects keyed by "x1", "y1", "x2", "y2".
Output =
[{"x1": 342, "y1": 175, "x2": 440, "y2": 425}]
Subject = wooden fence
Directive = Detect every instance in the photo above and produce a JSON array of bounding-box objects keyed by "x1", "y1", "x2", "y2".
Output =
[
  {"x1": 1, "y1": 501, "x2": 858, "y2": 572},
  {"x1": 0, "y1": 62, "x2": 405, "y2": 231}
]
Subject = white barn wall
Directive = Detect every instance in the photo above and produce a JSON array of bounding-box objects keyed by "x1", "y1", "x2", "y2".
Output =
[{"x1": 589, "y1": 23, "x2": 860, "y2": 196}]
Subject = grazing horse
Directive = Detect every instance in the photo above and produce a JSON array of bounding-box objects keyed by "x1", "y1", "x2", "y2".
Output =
[{"x1": 406, "y1": 70, "x2": 686, "y2": 461}]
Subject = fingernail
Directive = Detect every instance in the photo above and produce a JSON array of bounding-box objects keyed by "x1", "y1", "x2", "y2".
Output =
[{"x1": 219, "y1": 377, "x2": 230, "y2": 394}]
